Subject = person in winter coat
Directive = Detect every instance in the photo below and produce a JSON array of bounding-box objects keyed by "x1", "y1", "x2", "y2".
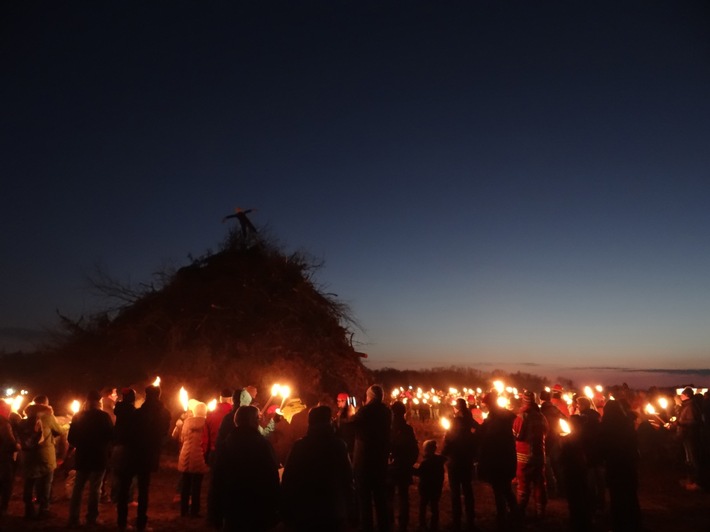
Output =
[
  {"x1": 113, "y1": 387, "x2": 137, "y2": 518},
  {"x1": 176, "y1": 401, "x2": 209, "y2": 517},
  {"x1": 513, "y1": 391, "x2": 549, "y2": 519},
  {"x1": 539, "y1": 389, "x2": 566, "y2": 498},
  {"x1": 20, "y1": 395, "x2": 64, "y2": 519},
  {"x1": 387, "y1": 400, "x2": 418, "y2": 532},
  {"x1": 213, "y1": 405, "x2": 280, "y2": 532},
  {"x1": 477, "y1": 392, "x2": 518, "y2": 529},
  {"x1": 0, "y1": 400, "x2": 18, "y2": 522},
  {"x1": 576, "y1": 396, "x2": 604, "y2": 514},
  {"x1": 559, "y1": 415, "x2": 593, "y2": 532},
  {"x1": 599, "y1": 399, "x2": 641, "y2": 531},
  {"x1": 67, "y1": 390, "x2": 114, "y2": 528},
  {"x1": 202, "y1": 389, "x2": 232, "y2": 466},
  {"x1": 441, "y1": 398, "x2": 479, "y2": 531},
  {"x1": 414, "y1": 439, "x2": 446, "y2": 532},
  {"x1": 282, "y1": 405, "x2": 354, "y2": 532},
  {"x1": 116, "y1": 385, "x2": 171, "y2": 532},
  {"x1": 347, "y1": 384, "x2": 392, "y2": 532},
  {"x1": 676, "y1": 387, "x2": 703, "y2": 490}
]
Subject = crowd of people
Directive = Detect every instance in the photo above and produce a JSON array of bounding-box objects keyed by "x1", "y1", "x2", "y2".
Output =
[{"x1": 0, "y1": 381, "x2": 708, "y2": 531}]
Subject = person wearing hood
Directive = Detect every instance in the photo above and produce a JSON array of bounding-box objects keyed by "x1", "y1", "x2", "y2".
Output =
[
  {"x1": 177, "y1": 401, "x2": 210, "y2": 518},
  {"x1": 20, "y1": 395, "x2": 64, "y2": 520},
  {"x1": 282, "y1": 405, "x2": 353, "y2": 531},
  {"x1": 67, "y1": 390, "x2": 114, "y2": 528}
]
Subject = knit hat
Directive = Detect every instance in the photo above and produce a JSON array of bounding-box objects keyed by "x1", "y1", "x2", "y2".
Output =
[
  {"x1": 239, "y1": 389, "x2": 253, "y2": 407},
  {"x1": 336, "y1": 392, "x2": 349, "y2": 401},
  {"x1": 366, "y1": 385, "x2": 384, "y2": 402},
  {"x1": 220, "y1": 388, "x2": 233, "y2": 399},
  {"x1": 521, "y1": 390, "x2": 536, "y2": 407}
]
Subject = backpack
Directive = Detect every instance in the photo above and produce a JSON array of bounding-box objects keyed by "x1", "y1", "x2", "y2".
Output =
[{"x1": 18, "y1": 417, "x2": 44, "y2": 451}]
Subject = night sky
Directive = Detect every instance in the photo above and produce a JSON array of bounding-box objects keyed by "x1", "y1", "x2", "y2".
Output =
[{"x1": 3, "y1": 2, "x2": 710, "y2": 387}]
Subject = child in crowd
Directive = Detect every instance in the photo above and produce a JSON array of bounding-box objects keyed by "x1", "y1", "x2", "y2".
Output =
[{"x1": 414, "y1": 439, "x2": 446, "y2": 531}]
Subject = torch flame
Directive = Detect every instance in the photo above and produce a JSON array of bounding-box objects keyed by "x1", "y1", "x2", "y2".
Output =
[
  {"x1": 152, "y1": 376, "x2": 161, "y2": 387},
  {"x1": 497, "y1": 396, "x2": 509, "y2": 408},
  {"x1": 11, "y1": 396, "x2": 21, "y2": 413},
  {"x1": 207, "y1": 399, "x2": 217, "y2": 412},
  {"x1": 440, "y1": 417, "x2": 451, "y2": 431},
  {"x1": 70, "y1": 400, "x2": 81, "y2": 415},
  {"x1": 645, "y1": 404, "x2": 657, "y2": 415},
  {"x1": 584, "y1": 386, "x2": 594, "y2": 399},
  {"x1": 560, "y1": 418, "x2": 571, "y2": 435},
  {"x1": 280, "y1": 385, "x2": 291, "y2": 400},
  {"x1": 179, "y1": 387, "x2": 189, "y2": 412},
  {"x1": 271, "y1": 383, "x2": 281, "y2": 397},
  {"x1": 658, "y1": 397, "x2": 668, "y2": 410},
  {"x1": 492, "y1": 381, "x2": 504, "y2": 394}
]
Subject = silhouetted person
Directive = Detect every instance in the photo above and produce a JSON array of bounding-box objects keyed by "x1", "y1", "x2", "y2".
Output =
[
  {"x1": 676, "y1": 387, "x2": 703, "y2": 491},
  {"x1": 442, "y1": 398, "x2": 479, "y2": 531},
  {"x1": 387, "y1": 400, "x2": 418, "y2": 532},
  {"x1": 67, "y1": 390, "x2": 114, "y2": 528},
  {"x1": 513, "y1": 391, "x2": 548, "y2": 519},
  {"x1": 348, "y1": 384, "x2": 392, "y2": 532},
  {"x1": 222, "y1": 207, "x2": 257, "y2": 238},
  {"x1": 477, "y1": 392, "x2": 519, "y2": 529},
  {"x1": 213, "y1": 405, "x2": 280, "y2": 531},
  {"x1": 414, "y1": 439, "x2": 446, "y2": 532},
  {"x1": 282, "y1": 405, "x2": 353, "y2": 532},
  {"x1": 540, "y1": 389, "x2": 566, "y2": 497},
  {"x1": 600, "y1": 400, "x2": 641, "y2": 532},
  {"x1": 0, "y1": 401, "x2": 17, "y2": 523},
  {"x1": 116, "y1": 385, "x2": 170, "y2": 532},
  {"x1": 560, "y1": 415, "x2": 592, "y2": 532}
]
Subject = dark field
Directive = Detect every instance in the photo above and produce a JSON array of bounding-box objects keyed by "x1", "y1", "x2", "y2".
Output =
[{"x1": 3, "y1": 422, "x2": 709, "y2": 531}]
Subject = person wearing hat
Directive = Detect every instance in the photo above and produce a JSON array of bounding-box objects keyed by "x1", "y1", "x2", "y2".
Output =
[
  {"x1": 67, "y1": 390, "x2": 114, "y2": 528},
  {"x1": 512, "y1": 391, "x2": 549, "y2": 520},
  {"x1": 282, "y1": 405, "x2": 353, "y2": 531},
  {"x1": 203, "y1": 388, "x2": 233, "y2": 466},
  {"x1": 388, "y1": 400, "x2": 419, "y2": 532}
]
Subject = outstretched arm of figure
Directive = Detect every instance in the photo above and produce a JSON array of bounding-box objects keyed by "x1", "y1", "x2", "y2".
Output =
[{"x1": 222, "y1": 213, "x2": 238, "y2": 223}]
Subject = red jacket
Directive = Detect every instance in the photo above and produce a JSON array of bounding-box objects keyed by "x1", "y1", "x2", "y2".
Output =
[{"x1": 203, "y1": 402, "x2": 233, "y2": 458}]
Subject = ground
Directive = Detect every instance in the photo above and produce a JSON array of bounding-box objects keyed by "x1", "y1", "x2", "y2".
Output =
[{"x1": 3, "y1": 423, "x2": 709, "y2": 531}]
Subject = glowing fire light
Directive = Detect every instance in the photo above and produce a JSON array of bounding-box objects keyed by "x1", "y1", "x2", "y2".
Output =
[
  {"x1": 279, "y1": 385, "x2": 291, "y2": 408},
  {"x1": 584, "y1": 386, "x2": 594, "y2": 399},
  {"x1": 440, "y1": 417, "x2": 451, "y2": 430},
  {"x1": 492, "y1": 381, "x2": 504, "y2": 394},
  {"x1": 645, "y1": 404, "x2": 657, "y2": 415},
  {"x1": 152, "y1": 376, "x2": 161, "y2": 387},
  {"x1": 207, "y1": 399, "x2": 217, "y2": 412},
  {"x1": 658, "y1": 397, "x2": 668, "y2": 410},
  {"x1": 595, "y1": 385, "x2": 603, "y2": 393},
  {"x1": 179, "y1": 387, "x2": 189, "y2": 411},
  {"x1": 271, "y1": 384, "x2": 281, "y2": 397},
  {"x1": 497, "y1": 396, "x2": 509, "y2": 408},
  {"x1": 391, "y1": 388, "x2": 400, "y2": 398},
  {"x1": 70, "y1": 400, "x2": 81, "y2": 415},
  {"x1": 560, "y1": 418, "x2": 571, "y2": 435}
]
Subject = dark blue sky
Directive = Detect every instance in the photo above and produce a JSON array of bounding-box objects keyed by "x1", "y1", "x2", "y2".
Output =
[{"x1": 3, "y1": 2, "x2": 709, "y2": 387}]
